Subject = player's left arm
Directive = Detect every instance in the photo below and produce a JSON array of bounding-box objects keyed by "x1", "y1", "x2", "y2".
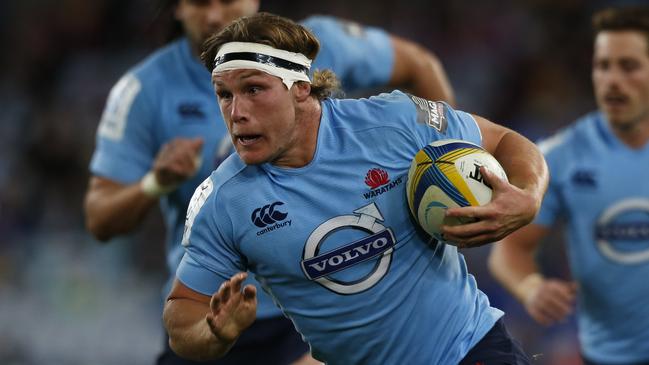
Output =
[
  {"x1": 442, "y1": 115, "x2": 549, "y2": 247},
  {"x1": 305, "y1": 16, "x2": 454, "y2": 105},
  {"x1": 164, "y1": 274, "x2": 257, "y2": 361},
  {"x1": 389, "y1": 35, "x2": 455, "y2": 106}
]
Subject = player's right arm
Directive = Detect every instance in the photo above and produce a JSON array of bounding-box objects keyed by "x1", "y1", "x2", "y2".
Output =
[
  {"x1": 84, "y1": 72, "x2": 203, "y2": 241},
  {"x1": 488, "y1": 224, "x2": 577, "y2": 325},
  {"x1": 166, "y1": 174, "x2": 255, "y2": 360},
  {"x1": 164, "y1": 274, "x2": 257, "y2": 361},
  {"x1": 84, "y1": 137, "x2": 203, "y2": 241},
  {"x1": 84, "y1": 176, "x2": 158, "y2": 241}
]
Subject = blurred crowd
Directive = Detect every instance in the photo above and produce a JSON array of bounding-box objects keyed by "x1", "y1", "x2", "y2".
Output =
[{"x1": 0, "y1": 0, "x2": 638, "y2": 364}]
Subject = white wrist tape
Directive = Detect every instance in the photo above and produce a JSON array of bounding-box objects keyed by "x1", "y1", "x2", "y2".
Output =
[{"x1": 140, "y1": 171, "x2": 177, "y2": 198}]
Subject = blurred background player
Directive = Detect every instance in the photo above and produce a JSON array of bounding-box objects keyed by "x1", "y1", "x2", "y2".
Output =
[
  {"x1": 83, "y1": 0, "x2": 456, "y2": 364},
  {"x1": 489, "y1": 5, "x2": 649, "y2": 365},
  {"x1": 164, "y1": 12, "x2": 548, "y2": 364}
]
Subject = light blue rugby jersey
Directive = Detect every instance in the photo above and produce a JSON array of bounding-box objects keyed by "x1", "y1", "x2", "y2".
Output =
[
  {"x1": 89, "y1": 16, "x2": 395, "y2": 319},
  {"x1": 178, "y1": 91, "x2": 503, "y2": 364},
  {"x1": 536, "y1": 111, "x2": 649, "y2": 364}
]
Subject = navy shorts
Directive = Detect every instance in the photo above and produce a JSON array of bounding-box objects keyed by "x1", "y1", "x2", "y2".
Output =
[
  {"x1": 157, "y1": 316, "x2": 309, "y2": 365},
  {"x1": 459, "y1": 318, "x2": 531, "y2": 365}
]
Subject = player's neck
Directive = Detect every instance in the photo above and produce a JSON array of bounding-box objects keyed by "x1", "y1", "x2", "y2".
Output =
[
  {"x1": 187, "y1": 38, "x2": 202, "y2": 59},
  {"x1": 272, "y1": 100, "x2": 322, "y2": 169},
  {"x1": 295, "y1": 100, "x2": 322, "y2": 165},
  {"x1": 612, "y1": 117, "x2": 649, "y2": 149}
]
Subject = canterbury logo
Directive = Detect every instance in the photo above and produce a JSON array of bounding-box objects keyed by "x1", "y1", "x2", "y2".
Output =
[{"x1": 251, "y1": 201, "x2": 288, "y2": 228}]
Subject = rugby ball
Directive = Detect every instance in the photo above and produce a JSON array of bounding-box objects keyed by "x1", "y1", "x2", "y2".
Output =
[{"x1": 406, "y1": 139, "x2": 508, "y2": 241}]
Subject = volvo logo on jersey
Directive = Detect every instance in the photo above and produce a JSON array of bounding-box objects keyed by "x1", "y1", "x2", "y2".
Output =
[
  {"x1": 302, "y1": 230, "x2": 393, "y2": 280},
  {"x1": 301, "y1": 203, "x2": 396, "y2": 294},
  {"x1": 251, "y1": 201, "x2": 291, "y2": 236},
  {"x1": 595, "y1": 198, "x2": 649, "y2": 264},
  {"x1": 363, "y1": 168, "x2": 403, "y2": 199}
]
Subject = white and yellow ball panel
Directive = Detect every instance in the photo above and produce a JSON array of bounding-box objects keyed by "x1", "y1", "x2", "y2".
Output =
[
  {"x1": 407, "y1": 140, "x2": 483, "y2": 212},
  {"x1": 455, "y1": 150, "x2": 508, "y2": 204},
  {"x1": 406, "y1": 139, "x2": 507, "y2": 239},
  {"x1": 414, "y1": 185, "x2": 470, "y2": 238}
]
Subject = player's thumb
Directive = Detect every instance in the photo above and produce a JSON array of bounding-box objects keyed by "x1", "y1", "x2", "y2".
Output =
[
  {"x1": 243, "y1": 285, "x2": 257, "y2": 301},
  {"x1": 481, "y1": 166, "x2": 505, "y2": 190}
]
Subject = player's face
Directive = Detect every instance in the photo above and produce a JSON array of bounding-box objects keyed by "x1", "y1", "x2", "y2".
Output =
[
  {"x1": 175, "y1": 0, "x2": 259, "y2": 53},
  {"x1": 592, "y1": 31, "x2": 649, "y2": 131},
  {"x1": 213, "y1": 69, "x2": 307, "y2": 167}
]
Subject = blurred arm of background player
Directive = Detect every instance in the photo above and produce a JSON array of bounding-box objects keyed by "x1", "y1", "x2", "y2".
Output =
[
  {"x1": 388, "y1": 35, "x2": 455, "y2": 105},
  {"x1": 84, "y1": 137, "x2": 203, "y2": 241},
  {"x1": 488, "y1": 224, "x2": 578, "y2": 326}
]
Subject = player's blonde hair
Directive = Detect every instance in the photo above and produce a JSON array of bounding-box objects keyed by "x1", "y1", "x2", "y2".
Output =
[{"x1": 201, "y1": 12, "x2": 340, "y2": 100}]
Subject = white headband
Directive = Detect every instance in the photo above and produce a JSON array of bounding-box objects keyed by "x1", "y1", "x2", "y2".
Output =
[{"x1": 212, "y1": 42, "x2": 312, "y2": 89}]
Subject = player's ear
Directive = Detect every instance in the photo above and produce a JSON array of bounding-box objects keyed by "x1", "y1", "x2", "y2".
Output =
[{"x1": 293, "y1": 81, "x2": 311, "y2": 102}]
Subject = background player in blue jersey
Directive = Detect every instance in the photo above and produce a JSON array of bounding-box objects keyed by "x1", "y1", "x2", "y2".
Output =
[
  {"x1": 488, "y1": 5, "x2": 649, "y2": 365},
  {"x1": 163, "y1": 12, "x2": 549, "y2": 364},
  {"x1": 83, "y1": 0, "x2": 456, "y2": 364}
]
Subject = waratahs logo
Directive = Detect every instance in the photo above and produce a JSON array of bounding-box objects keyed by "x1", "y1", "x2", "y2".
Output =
[
  {"x1": 365, "y1": 168, "x2": 390, "y2": 189},
  {"x1": 363, "y1": 168, "x2": 403, "y2": 199},
  {"x1": 251, "y1": 201, "x2": 291, "y2": 236}
]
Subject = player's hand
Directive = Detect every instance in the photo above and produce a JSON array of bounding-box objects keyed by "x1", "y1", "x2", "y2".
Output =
[
  {"x1": 206, "y1": 272, "x2": 257, "y2": 343},
  {"x1": 153, "y1": 137, "x2": 204, "y2": 187},
  {"x1": 521, "y1": 276, "x2": 577, "y2": 326},
  {"x1": 441, "y1": 166, "x2": 538, "y2": 248}
]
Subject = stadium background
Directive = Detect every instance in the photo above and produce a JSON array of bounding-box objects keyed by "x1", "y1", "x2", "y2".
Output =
[{"x1": 0, "y1": 0, "x2": 640, "y2": 364}]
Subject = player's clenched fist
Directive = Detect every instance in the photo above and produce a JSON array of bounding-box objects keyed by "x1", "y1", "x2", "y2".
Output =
[
  {"x1": 206, "y1": 272, "x2": 257, "y2": 343},
  {"x1": 153, "y1": 137, "x2": 204, "y2": 187},
  {"x1": 522, "y1": 276, "x2": 577, "y2": 326}
]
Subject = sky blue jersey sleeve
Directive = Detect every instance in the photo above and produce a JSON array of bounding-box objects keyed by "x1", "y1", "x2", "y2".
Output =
[
  {"x1": 401, "y1": 92, "x2": 482, "y2": 149},
  {"x1": 533, "y1": 132, "x2": 567, "y2": 227},
  {"x1": 302, "y1": 15, "x2": 394, "y2": 91},
  {"x1": 176, "y1": 175, "x2": 246, "y2": 295},
  {"x1": 89, "y1": 73, "x2": 158, "y2": 183},
  {"x1": 345, "y1": 91, "x2": 482, "y2": 162}
]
